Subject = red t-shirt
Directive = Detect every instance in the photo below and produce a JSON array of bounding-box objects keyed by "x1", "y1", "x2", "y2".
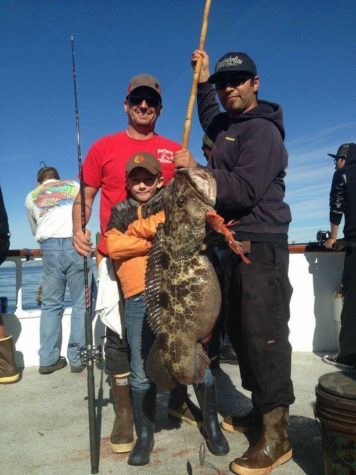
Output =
[{"x1": 83, "y1": 130, "x2": 180, "y2": 254}]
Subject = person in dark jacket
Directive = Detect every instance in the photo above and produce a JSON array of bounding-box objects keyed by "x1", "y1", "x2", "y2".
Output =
[
  {"x1": 323, "y1": 143, "x2": 356, "y2": 369},
  {"x1": 175, "y1": 50, "x2": 295, "y2": 475},
  {"x1": 0, "y1": 186, "x2": 20, "y2": 384}
]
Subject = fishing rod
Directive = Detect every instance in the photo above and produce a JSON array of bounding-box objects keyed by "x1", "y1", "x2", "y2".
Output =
[{"x1": 70, "y1": 35, "x2": 101, "y2": 475}]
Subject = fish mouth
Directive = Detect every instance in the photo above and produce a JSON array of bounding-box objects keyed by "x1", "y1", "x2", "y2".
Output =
[{"x1": 175, "y1": 167, "x2": 216, "y2": 206}]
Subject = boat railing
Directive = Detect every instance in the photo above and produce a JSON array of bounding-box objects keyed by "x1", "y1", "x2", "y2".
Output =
[
  {"x1": 1, "y1": 245, "x2": 346, "y2": 366},
  {"x1": 3, "y1": 244, "x2": 341, "y2": 318},
  {"x1": 5, "y1": 249, "x2": 42, "y2": 316},
  {"x1": 4, "y1": 249, "x2": 97, "y2": 317}
]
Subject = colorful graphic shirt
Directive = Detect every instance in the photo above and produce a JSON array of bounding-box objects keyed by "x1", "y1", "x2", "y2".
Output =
[{"x1": 25, "y1": 179, "x2": 79, "y2": 242}]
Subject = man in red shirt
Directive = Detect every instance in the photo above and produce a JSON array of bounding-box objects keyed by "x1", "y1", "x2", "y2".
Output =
[
  {"x1": 74, "y1": 74, "x2": 179, "y2": 257},
  {"x1": 72, "y1": 74, "x2": 201, "y2": 455}
]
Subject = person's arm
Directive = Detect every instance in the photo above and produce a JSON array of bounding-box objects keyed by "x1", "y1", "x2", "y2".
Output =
[
  {"x1": 105, "y1": 228, "x2": 152, "y2": 260},
  {"x1": 324, "y1": 169, "x2": 346, "y2": 249},
  {"x1": 175, "y1": 50, "x2": 223, "y2": 170},
  {"x1": 72, "y1": 185, "x2": 98, "y2": 256},
  {"x1": 25, "y1": 194, "x2": 37, "y2": 236},
  {"x1": 192, "y1": 50, "x2": 226, "y2": 141},
  {"x1": 324, "y1": 223, "x2": 339, "y2": 249},
  {"x1": 191, "y1": 49, "x2": 210, "y2": 84},
  {"x1": 126, "y1": 210, "x2": 165, "y2": 239}
]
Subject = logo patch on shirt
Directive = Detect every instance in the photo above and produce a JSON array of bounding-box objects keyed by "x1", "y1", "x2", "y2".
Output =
[{"x1": 157, "y1": 149, "x2": 174, "y2": 163}]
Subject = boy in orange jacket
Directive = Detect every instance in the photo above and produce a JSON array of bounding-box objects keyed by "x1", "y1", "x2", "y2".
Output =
[
  {"x1": 105, "y1": 153, "x2": 202, "y2": 466},
  {"x1": 105, "y1": 152, "x2": 163, "y2": 466},
  {"x1": 106, "y1": 152, "x2": 231, "y2": 463}
]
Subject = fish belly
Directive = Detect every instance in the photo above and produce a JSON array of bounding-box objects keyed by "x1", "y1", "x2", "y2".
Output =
[{"x1": 150, "y1": 254, "x2": 221, "y2": 387}]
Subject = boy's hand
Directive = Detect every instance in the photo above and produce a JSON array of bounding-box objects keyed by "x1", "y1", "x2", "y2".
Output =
[{"x1": 175, "y1": 149, "x2": 197, "y2": 169}]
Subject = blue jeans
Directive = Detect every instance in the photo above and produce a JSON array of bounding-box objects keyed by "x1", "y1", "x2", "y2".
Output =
[
  {"x1": 125, "y1": 293, "x2": 155, "y2": 391},
  {"x1": 39, "y1": 238, "x2": 92, "y2": 367}
]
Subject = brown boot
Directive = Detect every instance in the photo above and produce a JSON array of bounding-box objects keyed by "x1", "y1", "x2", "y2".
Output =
[
  {"x1": 230, "y1": 406, "x2": 292, "y2": 475},
  {"x1": 0, "y1": 336, "x2": 20, "y2": 384},
  {"x1": 110, "y1": 374, "x2": 135, "y2": 453},
  {"x1": 168, "y1": 383, "x2": 203, "y2": 428},
  {"x1": 221, "y1": 407, "x2": 262, "y2": 433}
]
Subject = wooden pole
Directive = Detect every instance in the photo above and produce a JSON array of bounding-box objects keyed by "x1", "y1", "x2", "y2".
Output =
[{"x1": 182, "y1": 0, "x2": 212, "y2": 149}]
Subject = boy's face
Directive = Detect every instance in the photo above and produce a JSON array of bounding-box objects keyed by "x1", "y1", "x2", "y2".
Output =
[{"x1": 126, "y1": 167, "x2": 164, "y2": 203}]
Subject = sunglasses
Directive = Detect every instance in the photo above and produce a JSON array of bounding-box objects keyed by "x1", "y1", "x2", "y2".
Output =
[
  {"x1": 334, "y1": 157, "x2": 345, "y2": 163},
  {"x1": 127, "y1": 93, "x2": 161, "y2": 108},
  {"x1": 215, "y1": 74, "x2": 254, "y2": 90}
]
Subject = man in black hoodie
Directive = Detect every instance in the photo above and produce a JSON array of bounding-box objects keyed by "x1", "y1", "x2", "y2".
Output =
[
  {"x1": 323, "y1": 143, "x2": 356, "y2": 369},
  {"x1": 175, "y1": 50, "x2": 295, "y2": 475}
]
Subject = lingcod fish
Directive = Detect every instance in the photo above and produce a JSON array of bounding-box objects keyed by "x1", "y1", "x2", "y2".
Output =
[{"x1": 145, "y1": 166, "x2": 247, "y2": 390}]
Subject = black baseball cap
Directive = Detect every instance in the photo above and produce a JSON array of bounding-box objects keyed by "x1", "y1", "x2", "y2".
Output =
[
  {"x1": 328, "y1": 143, "x2": 356, "y2": 161},
  {"x1": 208, "y1": 52, "x2": 257, "y2": 83}
]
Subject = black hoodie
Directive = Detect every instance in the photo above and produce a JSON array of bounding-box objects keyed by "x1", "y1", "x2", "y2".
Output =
[{"x1": 197, "y1": 82, "x2": 291, "y2": 240}]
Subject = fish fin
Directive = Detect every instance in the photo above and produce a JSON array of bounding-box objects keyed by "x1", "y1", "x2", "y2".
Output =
[
  {"x1": 145, "y1": 229, "x2": 163, "y2": 334},
  {"x1": 206, "y1": 210, "x2": 251, "y2": 264},
  {"x1": 193, "y1": 343, "x2": 210, "y2": 385},
  {"x1": 146, "y1": 340, "x2": 177, "y2": 391}
]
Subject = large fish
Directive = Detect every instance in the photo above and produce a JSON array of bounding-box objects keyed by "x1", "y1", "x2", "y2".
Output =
[{"x1": 145, "y1": 167, "x2": 248, "y2": 390}]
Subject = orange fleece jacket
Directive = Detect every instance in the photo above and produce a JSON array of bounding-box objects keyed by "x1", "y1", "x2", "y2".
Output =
[{"x1": 104, "y1": 210, "x2": 165, "y2": 299}]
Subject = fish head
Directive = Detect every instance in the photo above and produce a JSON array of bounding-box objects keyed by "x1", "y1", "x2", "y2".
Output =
[{"x1": 162, "y1": 167, "x2": 217, "y2": 245}]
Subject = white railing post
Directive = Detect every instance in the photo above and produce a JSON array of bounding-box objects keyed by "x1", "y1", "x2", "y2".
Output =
[{"x1": 4, "y1": 256, "x2": 24, "y2": 314}]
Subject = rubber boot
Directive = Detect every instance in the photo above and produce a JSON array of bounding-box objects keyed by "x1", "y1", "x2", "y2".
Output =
[
  {"x1": 168, "y1": 383, "x2": 203, "y2": 428},
  {"x1": 0, "y1": 336, "x2": 20, "y2": 384},
  {"x1": 128, "y1": 385, "x2": 156, "y2": 466},
  {"x1": 230, "y1": 406, "x2": 292, "y2": 475},
  {"x1": 110, "y1": 374, "x2": 135, "y2": 453},
  {"x1": 194, "y1": 382, "x2": 229, "y2": 456},
  {"x1": 221, "y1": 402, "x2": 262, "y2": 433}
]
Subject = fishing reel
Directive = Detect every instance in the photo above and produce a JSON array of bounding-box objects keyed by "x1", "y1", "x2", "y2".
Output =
[
  {"x1": 78, "y1": 344, "x2": 103, "y2": 365},
  {"x1": 316, "y1": 230, "x2": 331, "y2": 244}
]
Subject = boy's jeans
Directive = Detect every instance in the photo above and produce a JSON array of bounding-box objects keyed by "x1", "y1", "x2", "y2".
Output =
[
  {"x1": 125, "y1": 293, "x2": 155, "y2": 391},
  {"x1": 39, "y1": 238, "x2": 92, "y2": 367}
]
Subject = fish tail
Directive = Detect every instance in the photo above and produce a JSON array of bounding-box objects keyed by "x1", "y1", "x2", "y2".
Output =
[
  {"x1": 146, "y1": 340, "x2": 177, "y2": 391},
  {"x1": 193, "y1": 343, "x2": 210, "y2": 385}
]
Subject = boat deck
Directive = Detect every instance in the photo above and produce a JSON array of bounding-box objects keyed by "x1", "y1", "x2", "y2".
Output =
[{"x1": 1, "y1": 352, "x2": 335, "y2": 475}]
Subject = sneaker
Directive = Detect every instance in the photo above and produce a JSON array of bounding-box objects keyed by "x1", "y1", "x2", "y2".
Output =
[
  {"x1": 70, "y1": 365, "x2": 86, "y2": 373},
  {"x1": 322, "y1": 353, "x2": 356, "y2": 370},
  {"x1": 39, "y1": 356, "x2": 67, "y2": 374}
]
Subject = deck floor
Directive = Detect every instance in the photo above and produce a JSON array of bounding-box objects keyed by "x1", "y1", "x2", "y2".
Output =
[{"x1": 0, "y1": 352, "x2": 338, "y2": 474}]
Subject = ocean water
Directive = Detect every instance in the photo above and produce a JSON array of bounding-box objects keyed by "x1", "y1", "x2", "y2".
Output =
[{"x1": 0, "y1": 260, "x2": 96, "y2": 313}]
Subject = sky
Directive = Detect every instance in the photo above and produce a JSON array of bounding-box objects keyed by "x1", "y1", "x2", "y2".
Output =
[{"x1": 1, "y1": 0, "x2": 356, "y2": 249}]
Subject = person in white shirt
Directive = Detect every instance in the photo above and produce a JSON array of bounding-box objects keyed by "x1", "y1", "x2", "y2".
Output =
[{"x1": 25, "y1": 166, "x2": 92, "y2": 374}]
